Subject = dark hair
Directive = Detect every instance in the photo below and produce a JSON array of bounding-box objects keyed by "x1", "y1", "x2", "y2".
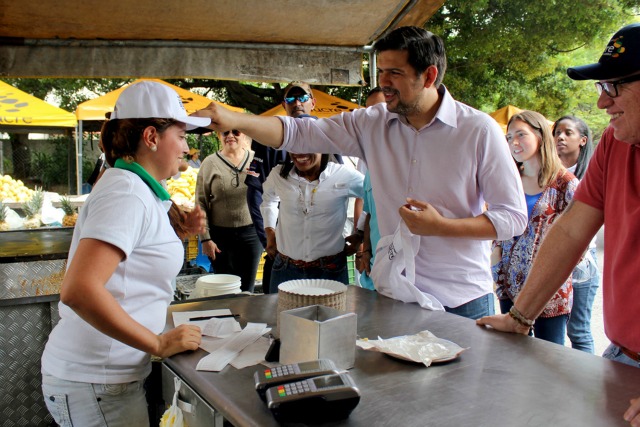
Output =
[
  {"x1": 100, "y1": 118, "x2": 178, "y2": 166},
  {"x1": 366, "y1": 86, "x2": 383, "y2": 99},
  {"x1": 373, "y1": 26, "x2": 447, "y2": 87},
  {"x1": 552, "y1": 115, "x2": 594, "y2": 180},
  {"x1": 280, "y1": 154, "x2": 330, "y2": 179}
]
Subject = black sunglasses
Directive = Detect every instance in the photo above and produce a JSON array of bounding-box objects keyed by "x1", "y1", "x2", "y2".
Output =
[
  {"x1": 223, "y1": 129, "x2": 241, "y2": 137},
  {"x1": 595, "y1": 74, "x2": 640, "y2": 98}
]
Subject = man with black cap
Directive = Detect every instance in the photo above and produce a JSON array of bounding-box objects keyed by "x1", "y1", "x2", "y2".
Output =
[{"x1": 478, "y1": 23, "x2": 640, "y2": 424}]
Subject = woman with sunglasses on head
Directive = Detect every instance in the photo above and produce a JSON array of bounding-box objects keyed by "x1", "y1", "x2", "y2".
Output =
[
  {"x1": 41, "y1": 81, "x2": 205, "y2": 426},
  {"x1": 492, "y1": 110, "x2": 579, "y2": 344},
  {"x1": 553, "y1": 115, "x2": 600, "y2": 353},
  {"x1": 261, "y1": 150, "x2": 364, "y2": 293},
  {"x1": 195, "y1": 128, "x2": 263, "y2": 292}
]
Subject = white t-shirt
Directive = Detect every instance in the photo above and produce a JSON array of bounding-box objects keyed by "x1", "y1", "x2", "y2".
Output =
[{"x1": 42, "y1": 168, "x2": 183, "y2": 384}]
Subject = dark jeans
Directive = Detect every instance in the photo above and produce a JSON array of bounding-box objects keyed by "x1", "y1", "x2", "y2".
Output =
[
  {"x1": 269, "y1": 253, "x2": 349, "y2": 293},
  {"x1": 499, "y1": 299, "x2": 568, "y2": 345},
  {"x1": 208, "y1": 225, "x2": 263, "y2": 292}
]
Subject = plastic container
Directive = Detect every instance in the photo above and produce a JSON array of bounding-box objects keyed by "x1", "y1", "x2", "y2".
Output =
[{"x1": 192, "y1": 274, "x2": 242, "y2": 298}]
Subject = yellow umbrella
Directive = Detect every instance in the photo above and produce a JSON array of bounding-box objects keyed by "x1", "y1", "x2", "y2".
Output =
[
  {"x1": 261, "y1": 89, "x2": 361, "y2": 118},
  {"x1": 0, "y1": 80, "x2": 77, "y2": 128},
  {"x1": 75, "y1": 78, "x2": 244, "y2": 121}
]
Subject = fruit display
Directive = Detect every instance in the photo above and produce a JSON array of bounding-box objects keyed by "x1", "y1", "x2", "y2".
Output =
[
  {"x1": 0, "y1": 201, "x2": 9, "y2": 231},
  {"x1": 21, "y1": 188, "x2": 44, "y2": 229},
  {"x1": 0, "y1": 174, "x2": 35, "y2": 203},
  {"x1": 60, "y1": 196, "x2": 78, "y2": 227},
  {"x1": 167, "y1": 166, "x2": 198, "y2": 209}
]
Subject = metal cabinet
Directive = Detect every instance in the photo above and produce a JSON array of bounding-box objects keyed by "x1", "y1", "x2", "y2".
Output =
[{"x1": 161, "y1": 364, "x2": 224, "y2": 427}]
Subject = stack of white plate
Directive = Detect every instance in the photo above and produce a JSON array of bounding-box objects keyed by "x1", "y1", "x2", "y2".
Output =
[{"x1": 192, "y1": 274, "x2": 241, "y2": 298}]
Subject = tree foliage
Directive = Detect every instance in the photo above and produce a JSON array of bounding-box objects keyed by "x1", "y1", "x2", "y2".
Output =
[
  {"x1": 4, "y1": 0, "x2": 640, "y2": 142},
  {"x1": 428, "y1": 0, "x2": 639, "y2": 137}
]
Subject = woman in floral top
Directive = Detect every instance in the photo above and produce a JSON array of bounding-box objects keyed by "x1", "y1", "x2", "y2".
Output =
[{"x1": 492, "y1": 110, "x2": 579, "y2": 345}]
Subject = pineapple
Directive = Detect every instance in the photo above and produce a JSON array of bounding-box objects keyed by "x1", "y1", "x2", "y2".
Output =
[
  {"x1": 0, "y1": 201, "x2": 9, "y2": 231},
  {"x1": 60, "y1": 196, "x2": 78, "y2": 227},
  {"x1": 22, "y1": 188, "x2": 44, "y2": 229}
]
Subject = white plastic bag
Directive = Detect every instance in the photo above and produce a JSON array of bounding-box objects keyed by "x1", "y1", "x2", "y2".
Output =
[
  {"x1": 370, "y1": 221, "x2": 444, "y2": 311},
  {"x1": 40, "y1": 192, "x2": 64, "y2": 226},
  {"x1": 159, "y1": 377, "x2": 185, "y2": 427}
]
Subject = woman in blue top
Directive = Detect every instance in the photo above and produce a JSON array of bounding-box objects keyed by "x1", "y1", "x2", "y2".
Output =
[{"x1": 492, "y1": 110, "x2": 578, "y2": 345}]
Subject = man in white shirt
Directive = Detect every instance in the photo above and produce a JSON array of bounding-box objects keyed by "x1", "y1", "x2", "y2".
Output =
[{"x1": 197, "y1": 26, "x2": 526, "y2": 319}]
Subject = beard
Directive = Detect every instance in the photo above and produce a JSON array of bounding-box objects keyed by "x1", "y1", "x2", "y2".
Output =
[{"x1": 384, "y1": 88, "x2": 422, "y2": 116}]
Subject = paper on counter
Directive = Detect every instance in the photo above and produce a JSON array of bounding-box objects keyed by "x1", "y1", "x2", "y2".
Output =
[
  {"x1": 196, "y1": 322, "x2": 269, "y2": 372},
  {"x1": 356, "y1": 330, "x2": 467, "y2": 367},
  {"x1": 230, "y1": 336, "x2": 272, "y2": 369},
  {"x1": 172, "y1": 309, "x2": 232, "y2": 328},
  {"x1": 202, "y1": 318, "x2": 242, "y2": 338}
]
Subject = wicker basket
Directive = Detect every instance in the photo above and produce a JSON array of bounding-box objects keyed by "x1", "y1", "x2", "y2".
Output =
[{"x1": 276, "y1": 279, "x2": 347, "y2": 334}]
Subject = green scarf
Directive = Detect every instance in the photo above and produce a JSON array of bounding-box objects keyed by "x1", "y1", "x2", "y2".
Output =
[{"x1": 113, "y1": 159, "x2": 171, "y2": 201}]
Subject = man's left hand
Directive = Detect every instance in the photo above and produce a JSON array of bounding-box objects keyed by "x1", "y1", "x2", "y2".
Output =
[{"x1": 625, "y1": 396, "x2": 640, "y2": 426}]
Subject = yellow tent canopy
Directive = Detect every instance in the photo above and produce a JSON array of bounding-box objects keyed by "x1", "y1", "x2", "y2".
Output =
[
  {"x1": 490, "y1": 105, "x2": 555, "y2": 134},
  {"x1": 73, "y1": 78, "x2": 245, "y2": 192},
  {"x1": 260, "y1": 89, "x2": 361, "y2": 118},
  {"x1": 75, "y1": 78, "x2": 244, "y2": 122},
  {"x1": 0, "y1": 80, "x2": 77, "y2": 130},
  {"x1": 489, "y1": 105, "x2": 522, "y2": 134}
]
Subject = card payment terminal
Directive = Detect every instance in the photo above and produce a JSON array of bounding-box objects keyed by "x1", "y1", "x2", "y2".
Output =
[
  {"x1": 265, "y1": 372, "x2": 361, "y2": 422},
  {"x1": 254, "y1": 359, "x2": 341, "y2": 400}
]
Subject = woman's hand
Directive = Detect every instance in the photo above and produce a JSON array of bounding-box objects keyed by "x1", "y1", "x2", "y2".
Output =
[
  {"x1": 183, "y1": 205, "x2": 206, "y2": 237},
  {"x1": 154, "y1": 324, "x2": 202, "y2": 358},
  {"x1": 202, "y1": 240, "x2": 221, "y2": 260},
  {"x1": 265, "y1": 227, "x2": 278, "y2": 259}
]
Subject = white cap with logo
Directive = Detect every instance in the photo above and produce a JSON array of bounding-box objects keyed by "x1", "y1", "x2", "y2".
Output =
[{"x1": 111, "y1": 81, "x2": 211, "y2": 130}]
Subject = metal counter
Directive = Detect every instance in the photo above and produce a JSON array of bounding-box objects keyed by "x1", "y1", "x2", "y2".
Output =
[
  {"x1": 0, "y1": 227, "x2": 73, "y2": 300},
  {"x1": 0, "y1": 228, "x2": 71, "y2": 426},
  {"x1": 165, "y1": 286, "x2": 640, "y2": 427}
]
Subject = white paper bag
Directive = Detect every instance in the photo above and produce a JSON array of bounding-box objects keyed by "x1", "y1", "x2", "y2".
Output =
[{"x1": 370, "y1": 221, "x2": 444, "y2": 311}]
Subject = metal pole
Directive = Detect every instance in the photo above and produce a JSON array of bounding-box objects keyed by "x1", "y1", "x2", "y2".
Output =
[
  {"x1": 76, "y1": 121, "x2": 83, "y2": 194},
  {"x1": 369, "y1": 50, "x2": 378, "y2": 88}
]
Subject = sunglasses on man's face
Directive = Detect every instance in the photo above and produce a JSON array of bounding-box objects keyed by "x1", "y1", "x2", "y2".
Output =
[
  {"x1": 284, "y1": 94, "x2": 312, "y2": 104},
  {"x1": 223, "y1": 129, "x2": 241, "y2": 137}
]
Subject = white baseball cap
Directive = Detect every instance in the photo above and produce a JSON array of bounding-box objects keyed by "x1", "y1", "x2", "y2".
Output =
[{"x1": 110, "y1": 81, "x2": 211, "y2": 130}]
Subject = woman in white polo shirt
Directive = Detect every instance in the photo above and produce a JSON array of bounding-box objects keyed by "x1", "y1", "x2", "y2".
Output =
[
  {"x1": 41, "y1": 81, "x2": 207, "y2": 426},
  {"x1": 261, "y1": 152, "x2": 364, "y2": 292}
]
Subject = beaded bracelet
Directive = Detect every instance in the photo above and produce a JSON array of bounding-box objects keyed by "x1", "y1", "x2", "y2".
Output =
[{"x1": 508, "y1": 306, "x2": 535, "y2": 327}]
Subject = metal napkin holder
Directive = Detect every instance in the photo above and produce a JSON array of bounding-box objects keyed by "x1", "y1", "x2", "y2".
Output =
[{"x1": 279, "y1": 305, "x2": 357, "y2": 370}]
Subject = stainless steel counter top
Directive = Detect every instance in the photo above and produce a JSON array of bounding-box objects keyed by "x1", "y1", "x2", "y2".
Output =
[
  {"x1": 0, "y1": 227, "x2": 73, "y2": 262},
  {"x1": 165, "y1": 286, "x2": 639, "y2": 427}
]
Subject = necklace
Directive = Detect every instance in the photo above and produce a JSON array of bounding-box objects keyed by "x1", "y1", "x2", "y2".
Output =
[
  {"x1": 216, "y1": 150, "x2": 250, "y2": 188},
  {"x1": 297, "y1": 178, "x2": 319, "y2": 215}
]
